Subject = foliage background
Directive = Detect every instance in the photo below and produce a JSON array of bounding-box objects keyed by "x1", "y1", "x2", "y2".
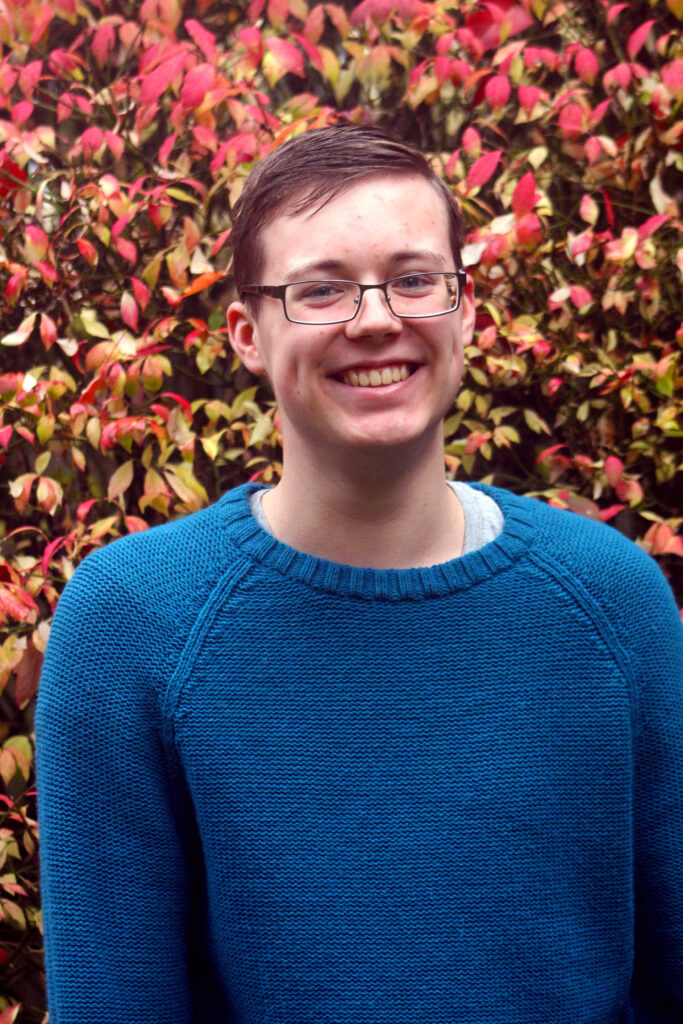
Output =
[{"x1": 0, "y1": 0, "x2": 681, "y2": 1018}]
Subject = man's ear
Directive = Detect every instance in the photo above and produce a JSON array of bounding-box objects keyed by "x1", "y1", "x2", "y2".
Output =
[
  {"x1": 459, "y1": 274, "x2": 475, "y2": 348},
  {"x1": 227, "y1": 300, "x2": 267, "y2": 377}
]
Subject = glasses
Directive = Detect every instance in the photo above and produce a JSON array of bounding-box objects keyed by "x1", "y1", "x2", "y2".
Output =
[{"x1": 240, "y1": 270, "x2": 467, "y2": 325}]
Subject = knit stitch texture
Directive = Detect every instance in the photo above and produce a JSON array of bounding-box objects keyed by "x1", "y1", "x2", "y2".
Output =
[{"x1": 35, "y1": 483, "x2": 683, "y2": 1024}]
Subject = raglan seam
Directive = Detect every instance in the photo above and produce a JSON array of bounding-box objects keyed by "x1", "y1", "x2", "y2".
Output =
[
  {"x1": 159, "y1": 545, "x2": 255, "y2": 758},
  {"x1": 528, "y1": 549, "x2": 641, "y2": 733}
]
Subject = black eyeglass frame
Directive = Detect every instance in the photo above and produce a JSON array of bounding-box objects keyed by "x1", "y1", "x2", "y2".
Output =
[{"x1": 239, "y1": 269, "x2": 468, "y2": 325}]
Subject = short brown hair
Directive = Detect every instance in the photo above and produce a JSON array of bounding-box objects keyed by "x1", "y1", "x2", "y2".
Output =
[{"x1": 230, "y1": 124, "x2": 464, "y2": 304}]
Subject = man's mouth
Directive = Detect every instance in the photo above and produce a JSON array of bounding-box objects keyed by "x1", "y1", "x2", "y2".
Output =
[{"x1": 339, "y1": 363, "x2": 413, "y2": 388}]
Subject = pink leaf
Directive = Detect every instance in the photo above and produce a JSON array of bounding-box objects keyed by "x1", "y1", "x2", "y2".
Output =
[
  {"x1": 180, "y1": 63, "x2": 215, "y2": 109},
  {"x1": 121, "y1": 291, "x2": 139, "y2": 332},
  {"x1": 466, "y1": 149, "x2": 503, "y2": 189},
  {"x1": 570, "y1": 285, "x2": 592, "y2": 308},
  {"x1": 518, "y1": 84, "x2": 542, "y2": 115},
  {"x1": 26, "y1": 224, "x2": 49, "y2": 261},
  {"x1": 91, "y1": 21, "x2": 116, "y2": 65},
  {"x1": 37, "y1": 261, "x2": 59, "y2": 284},
  {"x1": 265, "y1": 37, "x2": 305, "y2": 77},
  {"x1": 131, "y1": 277, "x2": 151, "y2": 311},
  {"x1": 606, "y1": 3, "x2": 629, "y2": 25},
  {"x1": 139, "y1": 52, "x2": 186, "y2": 106},
  {"x1": 40, "y1": 313, "x2": 57, "y2": 348},
  {"x1": 77, "y1": 237, "x2": 98, "y2": 265},
  {"x1": 605, "y1": 455, "x2": 624, "y2": 486},
  {"x1": 158, "y1": 133, "x2": 177, "y2": 168},
  {"x1": 638, "y1": 214, "x2": 669, "y2": 239},
  {"x1": 11, "y1": 100, "x2": 34, "y2": 126},
  {"x1": 627, "y1": 19, "x2": 655, "y2": 60},
  {"x1": 104, "y1": 131, "x2": 124, "y2": 160},
  {"x1": 185, "y1": 18, "x2": 216, "y2": 61},
  {"x1": 558, "y1": 102, "x2": 584, "y2": 137},
  {"x1": 81, "y1": 125, "x2": 104, "y2": 158},
  {"x1": 512, "y1": 171, "x2": 537, "y2": 217},
  {"x1": 115, "y1": 236, "x2": 138, "y2": 263},
  {"x1": 575, "y1": 47, "x2": 599, "y2": 85},
  {"x1": 484, "y1": 74, "x2": 511, "y2": 112}
]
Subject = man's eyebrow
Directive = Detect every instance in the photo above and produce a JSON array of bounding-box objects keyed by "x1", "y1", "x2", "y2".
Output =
[
  {"x1": 282, "y1": 251, "x2": 449, "y2": 283},
  {"x1": 283, "y1": 260, "x2": 347, "y2": 283},
  {"x1": 390, "y1": 249, "x2": 449, "y2": 267}
]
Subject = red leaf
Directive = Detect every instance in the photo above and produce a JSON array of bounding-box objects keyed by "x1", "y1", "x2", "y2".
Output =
[
  {"x1": 518, "y1": 84, "x2": 542, "y2": 114},
  {"x1": 605, "y1": 455, "x2": 624, "y2": 486},
  {"x1": 26, "y1": 224, "x2": 49, "y2": 261},
  {"x1": 77, "y1": 498, "x2": 98, "y2": 521},
  {"x1": 515, "y1": 213, "x2": 542, "y2": 247},
  {"x1": 570, "y1": 285, "x2": 592, "y2": 308},
  {"x1": 606, "y1": 3, "x2": 629, "y2": 25},
  {"x1": 131, "y1": 277, "x2": 151, "y2": 311},
  {"x1": 466, "y1": 149, "x2": 503, "y2": 189},
  {"x1": 162, "y1": 391, "x2": 193, "y2": 417},
  {"x1": 211, "y1": 227, "x2": 232, "y2": 256},
  {"x1": 115, "y1": 236, "x2": 138, "y2": 263},
  {"x1": 599, "y1": 504, "x2": 626, "y2": 522},
  {"x1": 158, "y1": 132, "x2": 177, "y2": 168},
  {"x1": 77, "y1": 237, "x2": 98, "y2": 265},
  {"x1": 139, "y1": 51, "x2": 186, "y2": 106},
  {"x1": 41, "y1": 535, "x2": 68, "y2": 578},
  {"x1": 19, "y1": 60, "x2": 42, "y2": 97},
  {"x1": 37, "y1": 261, "x2": 59, "y2": 284},
  {"x1": 11, "y1": 100, "x2": 34, "y2": 126},
  {"x1": 40, "y1": 313, "x2": 57, "y2": 348},
  {"x1": 121, "y1": 291, "x2": 139, "y2": 332},
  {"x1": 104, "y1": 131, "x2": 124, "y2": 160},
  {"x1": 266, "y1": 37, "x2": 305, "y2": 77},
  {"x1": 180, "y1": 63, "x2": 215, "y2": 109},
  {"x1": 81, "y1": 125, "x2": 104, "y2": 158},
  {"x1": 558, "y1": 102, "x2": 584, "y2": 137},
  {"x1": 484, "y1": 74, "x2": 510, "y2": 112},
  {"x1": 574, "y1": 47, "x2": 599, "y2": 85},
  {"x1": 185, "y1": 18, "x2": 216, "y2": 61},
  {"x1": 627, "y1": 19, "x2": 655, "y2": 60},
  {"x1": 238, "y1": 27, "x2": 264, "y2": 68},
  {"x1": 292, "y1": 32, "x2": 324, "y2": 72},
  {"x1": 638, "y1": 214, "x2": 669, "y2": 239},
  {"x1": 512, "y1": 171, "x2": 537, "y2": 217},
  {"x1": 91, "y1": 21, "x2": 116, "y2": 65},
  {"x1": 536, "y1": 443, "x2": 566, "y2": 464}
]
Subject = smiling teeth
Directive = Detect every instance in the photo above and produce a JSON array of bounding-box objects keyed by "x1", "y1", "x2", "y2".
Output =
[{"x1": 343, "y1": 364, "x2": 409, "y2": 387}]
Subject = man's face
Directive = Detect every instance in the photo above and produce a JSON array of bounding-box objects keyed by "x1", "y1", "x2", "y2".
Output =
[{"x1": 228, "y1": 174, "x2": 474, "y2": 466}]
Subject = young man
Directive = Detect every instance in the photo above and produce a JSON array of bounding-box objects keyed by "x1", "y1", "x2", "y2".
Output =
[{"x1": 36, "y1": 126, "x2": 683, "y2": 1023}]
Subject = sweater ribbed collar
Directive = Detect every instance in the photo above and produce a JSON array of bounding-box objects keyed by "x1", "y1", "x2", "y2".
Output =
[{"x1": 219, "y1": 482, "x2": 536, "y2": 601}]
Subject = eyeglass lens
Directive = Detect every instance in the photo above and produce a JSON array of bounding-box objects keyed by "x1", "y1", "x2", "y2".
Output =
[{"x1": 285, "y1": 273, "x2": 460, "y2": 324}]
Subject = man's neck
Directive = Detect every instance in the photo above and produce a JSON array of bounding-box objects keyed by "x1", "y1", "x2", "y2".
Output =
[{"x1": 260, "y1": 443, "x2": 465, "y2": 570}]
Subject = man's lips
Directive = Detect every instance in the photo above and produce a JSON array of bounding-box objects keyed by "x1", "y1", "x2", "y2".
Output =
[{"x1": 333, "y1": 362, "x2": 417, "y2": 388}]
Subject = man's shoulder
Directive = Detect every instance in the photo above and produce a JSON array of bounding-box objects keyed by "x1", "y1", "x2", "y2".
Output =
[
  {"x1": 53, "y1": 485, "x2": 254, "y2": 640},
  {"x1": 477, "y1": 484, "x2": 682, "y2": 664}
]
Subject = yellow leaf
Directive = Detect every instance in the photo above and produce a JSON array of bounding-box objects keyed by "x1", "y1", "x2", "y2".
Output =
[{"x1": 107, "y1": 460, "x2": 134, "y2": 501}]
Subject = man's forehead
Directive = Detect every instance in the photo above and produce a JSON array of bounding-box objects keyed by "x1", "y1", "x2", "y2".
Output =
[{"x1": 260, "y1": 174, "x2": 451, "y2": 259}]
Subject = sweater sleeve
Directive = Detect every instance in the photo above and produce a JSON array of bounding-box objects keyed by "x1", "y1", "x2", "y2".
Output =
[
  {"x1": 35, "y1": 547, "x2": 197, "y2": 1024},
  {"x1": 627, "y1": 557, "x2": 683, "y2": 1021}
]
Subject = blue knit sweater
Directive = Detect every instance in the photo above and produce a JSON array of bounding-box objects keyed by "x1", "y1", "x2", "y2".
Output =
[{"x1": 35, "y1": 483, "x2": 683, "y2": 1024}]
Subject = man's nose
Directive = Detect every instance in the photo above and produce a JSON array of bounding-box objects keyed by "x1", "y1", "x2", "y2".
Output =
[{"x1": 344, "y1": 285, "x2": 402, "y2": 339}]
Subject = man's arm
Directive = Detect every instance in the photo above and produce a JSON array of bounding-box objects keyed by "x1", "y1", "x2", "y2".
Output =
[
  {"x1": 35, "y1": 549, "x2": 196, "y2": 1024},
  {"x1": 628, "y1": 558, "x2": 683, "y2": 1021}
]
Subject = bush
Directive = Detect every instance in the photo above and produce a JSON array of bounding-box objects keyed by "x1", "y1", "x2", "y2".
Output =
[{"x1": 0, "y1": 0, "x2": 681, "y2": 1017}]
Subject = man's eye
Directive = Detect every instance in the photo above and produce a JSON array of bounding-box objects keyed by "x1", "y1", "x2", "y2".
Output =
[
  {"x1": 394, "y1": 273, "x2": 438, "y2": 293},
  {"x1": 295, "y1": 282, "x2": 347, "y2": 304}
]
